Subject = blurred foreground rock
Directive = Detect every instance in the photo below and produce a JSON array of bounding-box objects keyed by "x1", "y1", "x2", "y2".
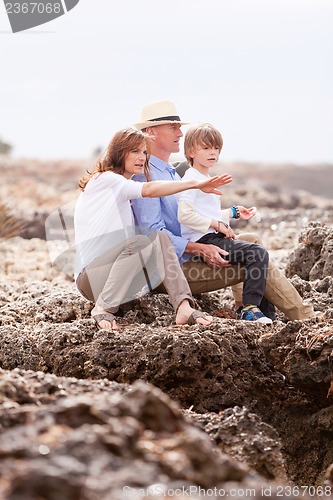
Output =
[
  {"x1": 184, "y1": 406, "x2": 286, "y2": 481},
  {"x1": 0, "y1": 371, "x2": 298, "y2": 500}
]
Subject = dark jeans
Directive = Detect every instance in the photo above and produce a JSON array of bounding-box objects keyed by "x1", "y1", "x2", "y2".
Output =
[{"x1": 197, "y1": 232, "x2": 272, "y2": 311}]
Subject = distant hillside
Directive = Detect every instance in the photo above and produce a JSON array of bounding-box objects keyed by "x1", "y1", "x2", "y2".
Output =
[
  {"x1": 1, "y1": 157, "x2": 332, "y2": 215},
  {"x1": 171, "y1": 156, "x2": 333, "y2": 201},
  {"x1": 219, "y1": 162, "x2": 333, "y2": 200}
]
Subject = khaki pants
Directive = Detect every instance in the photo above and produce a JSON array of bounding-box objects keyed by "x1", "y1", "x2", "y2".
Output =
[
  {"x1": 181, "y1": 232, "x2": 314, "y2": 321},
  {"x1": 76, "y1": 232, "x2": 193, "y2": 314}
]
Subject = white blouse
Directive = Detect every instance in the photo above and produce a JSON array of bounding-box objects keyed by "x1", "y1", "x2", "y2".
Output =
[{"x1": 74, "y1": 171, "x2": 143, "y2": 275}]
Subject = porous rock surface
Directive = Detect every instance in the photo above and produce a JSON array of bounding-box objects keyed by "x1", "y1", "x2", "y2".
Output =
[
  {"x1": 0, "y1": 370, "x2": 294, "y2": 500},
  {"x1": 1, "y1": 234, "x2": 333, "y2": 491},
  {"x1": 286, "y1": 222, "x2": 333, "y2": 281},
  {"x1": 183, "y1": 406, "x2": 286, "y2": 481},
  {"x1": 1, "y1": 157, "x2": 333, "y2": 496}
]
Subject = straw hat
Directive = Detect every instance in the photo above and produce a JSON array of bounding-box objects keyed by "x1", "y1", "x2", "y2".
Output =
[{"x1": 134, "y1": 100, "x2": 190, "y2": 130}]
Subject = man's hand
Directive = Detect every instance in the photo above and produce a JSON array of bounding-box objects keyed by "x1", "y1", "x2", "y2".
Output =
[
  {"x1": 185, "y1": 241, "x2": 232, "y2": 268},
  {"x1": 197, "y1": 174, "x2": 232, "y2": 195},
  {"x1": 200, "y1": 244, "x2": 232, "y2": 267}
]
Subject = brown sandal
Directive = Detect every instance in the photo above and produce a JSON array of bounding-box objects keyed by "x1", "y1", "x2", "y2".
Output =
[
  {"x1": 187, "y1": 310, "x2": 213, "y2": 326},
  {"x1": 92, "y1": 312, "x2": 119, "y2": 331}
]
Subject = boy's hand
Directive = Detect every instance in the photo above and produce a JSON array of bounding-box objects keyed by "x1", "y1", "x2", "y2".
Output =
[
  {"x1": 218, "y1": 222, "x2": 236, "y2": 239},
  {"x1": 238, "y1": 206, "x2": 257, "y2": 220},
  {"x1": 197, "y1": 174, "x2": 232, "y2": 195}
]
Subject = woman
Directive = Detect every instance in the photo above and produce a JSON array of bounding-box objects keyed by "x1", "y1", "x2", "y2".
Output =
[{"x1": 74, "y1": 128, "x2": 231, "y2": 331}]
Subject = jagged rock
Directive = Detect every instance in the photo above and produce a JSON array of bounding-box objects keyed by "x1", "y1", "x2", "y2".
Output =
[
  {"x1": 184, "y1": 406, "x2": 286, "y2": 481},
  {"x1": 1, "y1": 246, "x2": 333, "y2": 486},
  {"x1": 320, "y1": 230, "x2": 333, "y2": 278},
  {"x1": 0, "y1": 281, "x2": 91, "y2": 326},
  {"x1": 300, "y1": 222, "x2": 330, "y2": 247},
  {"x1": 1, "y1": 371, "x2": 288, "y2": 500},
  {"x1": 258, "y1": 322, "x2": 333, "y2": 403},
  {"x1": 286, "y1": 222, "x2": 333, "y2": 280},
  {"x1": 0, "y1": 368, "x2": 129, "y2": 407},
  {"x1": 286, "y1": 243, "x2": 318, "y2": 280},
  {"x1": 289, "y1": 275, "x2": 312, "y2": 297},
  {"x1": 311, "y1": 406, "x2": 333, "y2": 432},
  {"x1": 315, "y1": 277, "x2": 333, "y2": 294},
  {"x1": 0, "y1": 314, "x2": 285, "y2": 412}
]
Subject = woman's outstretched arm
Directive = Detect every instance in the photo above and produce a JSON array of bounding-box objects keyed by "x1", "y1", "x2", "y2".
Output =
[{"x1": 141, "y1": 173, "x2": 232, "y2": 198}]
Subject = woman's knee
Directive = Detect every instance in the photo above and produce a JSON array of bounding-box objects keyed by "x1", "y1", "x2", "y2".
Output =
[{"x1": 127, "y1": 234, "x2": 151, "y2": 252}]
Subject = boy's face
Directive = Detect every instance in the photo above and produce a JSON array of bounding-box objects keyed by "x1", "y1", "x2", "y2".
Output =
[{"x1": 190, "y1": 144, "x2": 220, "y2": 170}]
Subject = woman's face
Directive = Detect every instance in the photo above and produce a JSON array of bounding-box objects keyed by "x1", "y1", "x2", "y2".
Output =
[{"x1": 123, "y1": 141, "x2": 148, "y2": 179}]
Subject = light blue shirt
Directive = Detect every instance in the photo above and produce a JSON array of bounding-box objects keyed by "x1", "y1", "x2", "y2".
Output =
[{"x1": 131, "y1": 155, "x2": 191, "y2": 264}]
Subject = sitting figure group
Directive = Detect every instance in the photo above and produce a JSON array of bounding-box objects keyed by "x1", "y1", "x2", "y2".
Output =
[{"x1": 74, "y1": 100, "x2": 317, "y2": 331}]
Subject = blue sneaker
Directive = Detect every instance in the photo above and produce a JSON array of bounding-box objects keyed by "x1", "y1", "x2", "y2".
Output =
[{"x1": 241, "y1": 306, "x2": 273, "y2": 324}]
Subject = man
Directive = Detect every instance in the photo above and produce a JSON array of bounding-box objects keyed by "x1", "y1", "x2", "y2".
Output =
[{"x1": 131, "y1": 100, "x2": 316, "y2": 321}]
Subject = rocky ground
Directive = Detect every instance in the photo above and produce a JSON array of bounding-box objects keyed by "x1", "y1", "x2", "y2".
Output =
[{"x1": 1, "y1": 157, "x2": 333, "y2": 499}]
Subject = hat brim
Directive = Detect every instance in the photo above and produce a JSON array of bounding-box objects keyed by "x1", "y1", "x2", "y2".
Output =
[{"x1": 134, "y1": 119, "x2": 190, "y2": 131}]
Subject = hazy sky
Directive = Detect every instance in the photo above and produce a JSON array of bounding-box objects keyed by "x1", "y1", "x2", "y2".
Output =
[{"x1": 1, "y1": 0, "x2": 332, "y2": 163}]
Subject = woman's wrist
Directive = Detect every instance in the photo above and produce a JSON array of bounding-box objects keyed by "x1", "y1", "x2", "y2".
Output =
[{"x1": 191, "y1": 180, "x2": 200, "y2": 189}]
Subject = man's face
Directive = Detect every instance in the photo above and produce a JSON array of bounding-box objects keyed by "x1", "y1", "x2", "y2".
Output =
[{"x1": 149, "y1": 123, "x2": 183, "y2": 155}]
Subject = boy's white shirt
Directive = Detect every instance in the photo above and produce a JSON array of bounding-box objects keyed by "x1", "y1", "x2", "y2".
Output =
[{"x1": 178, "y1": 167, "x2": 230, "y2": 242}]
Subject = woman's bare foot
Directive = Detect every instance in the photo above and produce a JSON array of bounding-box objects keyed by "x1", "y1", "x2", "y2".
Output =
[
  {"x1": 176, "y1": 300, "x2": 213, "y2": 326},
  {"x1": 91, "y1": 305, "x2": 119, "y2": 331}
]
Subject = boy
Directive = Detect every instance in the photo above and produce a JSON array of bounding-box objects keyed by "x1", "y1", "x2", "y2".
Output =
[{"x1": 178, "y1": 122, "x2": 272, "y2": 324}]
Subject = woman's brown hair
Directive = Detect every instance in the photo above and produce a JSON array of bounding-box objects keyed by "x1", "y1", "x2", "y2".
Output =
[{"x1": 79, "y1": 128, "x2": 151, "y2": 190}]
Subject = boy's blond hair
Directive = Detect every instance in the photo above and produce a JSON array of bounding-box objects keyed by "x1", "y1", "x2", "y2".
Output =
[{"x1": 184, "y1": 123, "x2": 223, "y2": 166}]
